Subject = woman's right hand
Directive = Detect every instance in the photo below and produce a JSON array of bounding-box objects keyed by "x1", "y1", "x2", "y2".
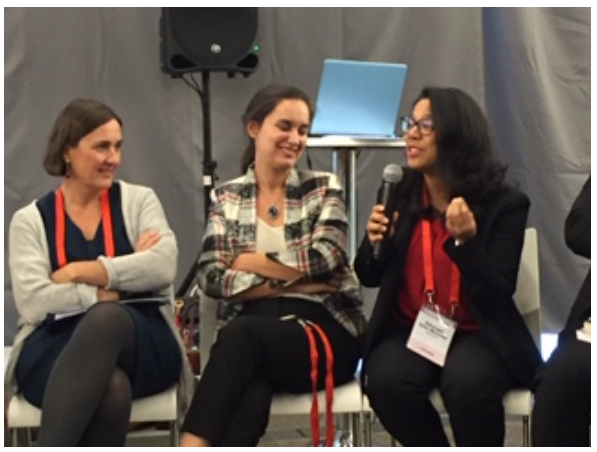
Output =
[
  {"x1": 366, "y1": 204, "x2": 398, "y2": 245},
  {"x1": 287, "y1": 281, "x2": 339, "y2": 295},
  {"x1": 97, "y1": 288, "x2": 119, "y2": 302}
]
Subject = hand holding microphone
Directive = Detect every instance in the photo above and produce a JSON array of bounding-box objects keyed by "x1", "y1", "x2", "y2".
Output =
[
  {"x1": 366, "y1": 205, "x2": 396, "y2": 244},
  {"x1": 367, "y1": 164, "x2": 403, "y2": 260}
]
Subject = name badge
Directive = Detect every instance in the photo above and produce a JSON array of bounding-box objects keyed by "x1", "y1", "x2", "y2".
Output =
[{"x1": 407, "y1": 306, "x2": 457, "y2": 367}]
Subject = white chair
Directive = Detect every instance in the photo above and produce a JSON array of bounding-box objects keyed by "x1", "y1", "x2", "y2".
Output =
[
  {"x1": 199, "y1": 292, "x2": 373, "y2": 446},
  {"x1": 388, "y1": 227, "x2": 540, "y2": 446},
  {"x1": 4, "y1": 346, "x2": 180, "y2": 447}
]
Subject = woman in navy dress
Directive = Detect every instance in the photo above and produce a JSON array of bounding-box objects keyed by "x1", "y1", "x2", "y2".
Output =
[{"x1": 6, "y1": 99, "x2": 191, "y2": 446}]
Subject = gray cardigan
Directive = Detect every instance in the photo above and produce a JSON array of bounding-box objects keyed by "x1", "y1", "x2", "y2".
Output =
[{"x1": 5, "y1": 180, "x2": 194, "y2": 408}]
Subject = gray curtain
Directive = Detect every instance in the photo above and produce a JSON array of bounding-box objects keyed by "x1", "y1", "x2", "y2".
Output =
[{"x1": 4, "y1": 7, "x2": 590, "y2": 344}]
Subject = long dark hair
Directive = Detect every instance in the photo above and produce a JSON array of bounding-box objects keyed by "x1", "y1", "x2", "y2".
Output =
[
  {"x1": 44, "y1": 98, "x2": 122, "y2": 176},
  {"x1": 415, "y1": 86, "x2": 507, "y2": 200},
  {"x1": 240, "y1": 84, "x2": 314, "y2": 174}
]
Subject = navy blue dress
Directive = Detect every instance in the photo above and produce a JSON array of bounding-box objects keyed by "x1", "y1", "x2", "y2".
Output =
[{"x1": 15, "y1": 183, "x2": 181, "y2": 407}]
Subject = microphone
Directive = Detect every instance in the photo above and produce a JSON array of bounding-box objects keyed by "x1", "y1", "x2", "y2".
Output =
[{"x1": 373, "y1": 164, "x2": 404, "y2": 260}]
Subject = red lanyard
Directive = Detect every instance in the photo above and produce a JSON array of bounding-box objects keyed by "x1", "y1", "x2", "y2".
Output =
[
  {"x1": 54, "y1": 188, "x2": 115, "y2": 268},
  {"x1": 301, "y1": 319, "x2": 335, "y2": 447},
  {"x1": 421, "y1": 188, "x2": 460, "y2": 314}
]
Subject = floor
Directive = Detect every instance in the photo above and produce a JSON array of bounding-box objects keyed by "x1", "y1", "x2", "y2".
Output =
[
  {"x1": 9, "y1": 413, "x2": 527, "y2": 446},
  {"x1": 261, "y1": 414, "x2": 527, "y2": 447},
  {"x1": 124, "y1": 414, "x2": 527, "y2": 447}
]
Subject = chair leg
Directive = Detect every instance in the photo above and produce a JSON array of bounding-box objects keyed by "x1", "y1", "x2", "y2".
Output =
[
  {"x1": 349, "y1": 412, "x2": 361, "y2": 446},
  {"x1": 339, "y1": 413, "x2": 349, "y2": 445},
  {"x1": 337, "y1": 413, "x2": 360, "y2": 446},
  {"x1": 169, "y1": 420, "x2": 180, "y2": 447},
  {"x1": 10, "y1": 427, "x2": 34, "y2": 447},
  {"x1": 522, "y1": 415, "x2": 530, "y2": 447},
  {"x1": 363, "y1": 411, "x2": 373, "y2": 447}
]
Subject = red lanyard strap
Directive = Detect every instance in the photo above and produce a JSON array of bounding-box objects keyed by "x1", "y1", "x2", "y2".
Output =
[
  {"x1": 100, "y1": 190, "x2": 115, "y2": 258},
  {"x1": 55, "y1": 189, "x2": 67, "y2": 269},
  {"x1": 300, "y1": 319, "x2": 335, "y2": 447},
  {"x1": 54, "y1": 189, "x2": 114, "y2": 268},
  {"x1": 421, "y1": 188, "x2": 461, "y2": 312},
  {"x1": 311, "y1": 322, "x2": 335, "y2": 447},
  {"x1": 422, "y1": 219, "x2": 435, "y2": 298},
  {"x1": 449, "y1": 260, "x2": 460, "y2": 307}
]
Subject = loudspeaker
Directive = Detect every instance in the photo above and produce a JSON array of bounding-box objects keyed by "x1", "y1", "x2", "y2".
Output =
[{"x1": 160, "y1": 7, "x2": 259, "y2": 76}]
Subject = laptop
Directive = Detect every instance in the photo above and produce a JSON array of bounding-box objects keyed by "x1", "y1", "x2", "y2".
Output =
[{"x1": 310, "y1": 59, "x2": 408, "y2": 138}]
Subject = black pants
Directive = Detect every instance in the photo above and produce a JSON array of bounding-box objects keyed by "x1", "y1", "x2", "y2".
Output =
[
  {"x1": 181, "y1": 298, "x2": 361, "y2": 446},
  {"x1": 532, "y1": 338, "x2": 590, "y2": 446},
  {"x1": 365, "y1": 326, "x2": 513, "y2": 446}
]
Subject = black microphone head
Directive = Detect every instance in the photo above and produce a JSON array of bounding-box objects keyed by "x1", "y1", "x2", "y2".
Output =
[
  {"x1": 374, "y1": 163, "x2": 402, "y2": 261},
  {"x1": 382, "y1": 164, "x2": 403, "y2": 183}
]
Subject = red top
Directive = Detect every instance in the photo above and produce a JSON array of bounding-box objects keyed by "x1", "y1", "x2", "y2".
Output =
[{"x1": 396, "y1": 217, "x2": 479, "y2": 330}]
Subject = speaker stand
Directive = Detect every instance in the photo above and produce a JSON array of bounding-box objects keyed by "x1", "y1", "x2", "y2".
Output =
[{"x1": 176, "y1": 71, "x2": 216, "y2": 298}]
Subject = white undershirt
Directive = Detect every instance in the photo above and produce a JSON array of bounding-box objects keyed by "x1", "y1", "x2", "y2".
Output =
[
  {"x1": 255, "y1": 217, "x2": 286, "y2": 253},
  {"x1": 255, "y1": 217, "x2": 317, "y2": 302}
]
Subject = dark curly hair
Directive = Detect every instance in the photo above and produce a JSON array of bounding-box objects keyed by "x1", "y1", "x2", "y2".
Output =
[{"x1": 414, "y1": 86, "x2": 507, "y2": 200}]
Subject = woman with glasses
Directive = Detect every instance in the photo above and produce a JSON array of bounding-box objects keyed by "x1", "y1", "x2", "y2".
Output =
[{"x1": 354, "y1": 86, "x2": 542, "y2": 446}]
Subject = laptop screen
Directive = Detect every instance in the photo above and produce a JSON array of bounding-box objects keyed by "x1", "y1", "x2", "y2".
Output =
[{"x1": 310, "y1": 59, "x2": 408, "y2": 138}]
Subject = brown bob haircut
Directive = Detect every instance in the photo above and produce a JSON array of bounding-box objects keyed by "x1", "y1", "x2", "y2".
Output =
[{"x1": 43, "y1": 98, "x2": 122, "y2": 176}]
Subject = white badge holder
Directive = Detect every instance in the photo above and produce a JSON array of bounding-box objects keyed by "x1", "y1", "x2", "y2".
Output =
[{"x1": 407, "y1": 302, "x2": 457, "y2": 367}]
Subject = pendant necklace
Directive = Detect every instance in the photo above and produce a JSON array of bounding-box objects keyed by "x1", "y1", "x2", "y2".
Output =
[
  {"x1": 267, "y1": 205, "x2": 280, "y2": 220},
  {"x1": 261, "y1": 187, "x2": 285, "y2": 220}
]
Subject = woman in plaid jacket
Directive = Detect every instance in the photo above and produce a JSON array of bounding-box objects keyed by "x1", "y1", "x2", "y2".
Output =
[{"x1": 180, "y1": 84, "x2": 365, "y2": 447}]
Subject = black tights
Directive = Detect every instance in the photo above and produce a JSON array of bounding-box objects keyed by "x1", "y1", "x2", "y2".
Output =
[{"x1": 36, "y1": 303, "x2": 137, "y2": 447}]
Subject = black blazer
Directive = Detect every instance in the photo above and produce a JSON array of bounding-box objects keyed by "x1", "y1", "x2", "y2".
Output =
[
  {"x1": 560, "y1": 177, "x2": 591, "y2": 343},
  {"x1": 354, "y1": 169, "x2": 542, "y2": 389}
]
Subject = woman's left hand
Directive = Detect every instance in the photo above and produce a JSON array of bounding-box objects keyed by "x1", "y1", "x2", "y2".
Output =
[
  {"x1": 135, "y1": 230, "x2": 161, "y2": 252},
  {"x1": 445, "y1": 197, "x2": 477, "y2": 243}
]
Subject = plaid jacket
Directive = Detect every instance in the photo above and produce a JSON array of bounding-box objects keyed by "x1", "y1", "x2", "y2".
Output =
[{"x1": 197, "y1": 166, "x2": 365, "y2": 337}]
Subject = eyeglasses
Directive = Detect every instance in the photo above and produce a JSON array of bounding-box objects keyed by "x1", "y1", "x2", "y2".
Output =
[{"x1": 400, "y1": 116, "x2": 434, "y2": 136}]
